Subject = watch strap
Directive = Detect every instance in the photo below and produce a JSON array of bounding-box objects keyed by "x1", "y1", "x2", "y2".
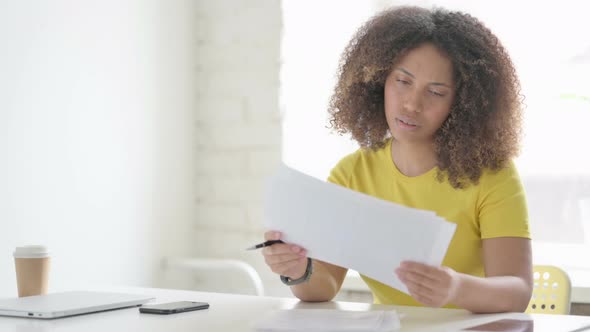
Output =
[{"x1": 280, "y1": 258, "x2": 313, "y2": 286}]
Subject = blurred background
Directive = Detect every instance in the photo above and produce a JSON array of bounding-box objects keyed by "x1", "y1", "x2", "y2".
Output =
[{"x1": 1, "y1": 0, "x2": 589, "y2": 303}]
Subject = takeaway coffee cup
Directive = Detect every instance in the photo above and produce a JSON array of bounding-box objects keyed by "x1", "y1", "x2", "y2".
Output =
[{"x1": 13, "y1": 245, "x2": 50, "y2": 297}]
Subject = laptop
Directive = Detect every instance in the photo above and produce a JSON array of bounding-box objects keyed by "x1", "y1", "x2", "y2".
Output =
[{"x1": 0, "y1": 291, "x2": 154, "y2": 319}]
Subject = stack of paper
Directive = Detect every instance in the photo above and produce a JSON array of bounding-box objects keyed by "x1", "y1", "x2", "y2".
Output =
[
  {"x1": 265, "y1": 164, "x2": 457, "y2": 294},
  {"x1": 254, "y1": 309, "x2": 401, "y2": 332}
]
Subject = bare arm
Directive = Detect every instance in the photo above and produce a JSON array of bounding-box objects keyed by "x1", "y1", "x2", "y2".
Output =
[
  {"x1": 290, "y1": 259, "x2": 348, "y2": 302},
  {"x1": 396, "y1": 237, "x2": 532, "y2": 313},
  {"x1": 452, "y1": 237, "x2": 533, "y2": 312}
]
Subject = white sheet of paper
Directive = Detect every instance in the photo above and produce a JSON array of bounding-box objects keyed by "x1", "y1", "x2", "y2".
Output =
[
  {"x1": 254, "y1": 309, "x2": 401, "y2": 332},
  {"x1": 264, "y1": 164, "x2": 457, "y2": 294}
]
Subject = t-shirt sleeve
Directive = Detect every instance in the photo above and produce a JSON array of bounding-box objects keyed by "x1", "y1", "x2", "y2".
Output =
[
  {"x1": 327, "y1": 151, "x2": 360, "y2": 188},
  {"x1": 478, "y1": 162, "x2": 531, "y2": 239}
]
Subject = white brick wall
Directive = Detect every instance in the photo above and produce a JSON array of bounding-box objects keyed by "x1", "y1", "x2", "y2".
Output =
[
  {"x1": 187, "y1": 0, "x2": 289, "y2": 296},
  {"x1": 195, "y1": 122, "x2": 281, "y2": 149}
]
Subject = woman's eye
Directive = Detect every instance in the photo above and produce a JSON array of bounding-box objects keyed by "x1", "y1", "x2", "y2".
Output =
[
  {"x1": 396, "y1": 79, "x2": 410, "y2": 85},
  {"x1": 429, "y1": 90, "x2": 444, "y2": 97}
]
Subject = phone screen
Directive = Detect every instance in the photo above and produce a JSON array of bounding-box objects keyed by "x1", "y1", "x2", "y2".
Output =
[{"x1": 139, "y1": 301, "x2": 209, "y2": 314}]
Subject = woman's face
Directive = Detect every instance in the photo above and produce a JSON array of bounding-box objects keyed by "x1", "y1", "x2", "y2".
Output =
[{"x1": 384, "y1": 43, "x2": 455, "y2": 144}]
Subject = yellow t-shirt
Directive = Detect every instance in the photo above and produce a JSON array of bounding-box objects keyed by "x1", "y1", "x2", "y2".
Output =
[{"x1": 328, "y1": 138, "x2": 530, "y2": 307}]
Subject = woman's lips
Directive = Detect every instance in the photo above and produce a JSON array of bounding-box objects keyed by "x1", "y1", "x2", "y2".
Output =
[{"x1": 396, "y1": 117, "x2": 419, "y2": 130}]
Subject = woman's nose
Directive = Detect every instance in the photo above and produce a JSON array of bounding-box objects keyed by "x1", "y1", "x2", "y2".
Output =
[{"x1": 403, "y1": 90, "x2": 422, "y2": 113}]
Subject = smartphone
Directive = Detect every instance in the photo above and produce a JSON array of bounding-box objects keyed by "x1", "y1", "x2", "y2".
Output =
[{"x1": 139, "y1": 301, "x2": 210, "y2": 314}]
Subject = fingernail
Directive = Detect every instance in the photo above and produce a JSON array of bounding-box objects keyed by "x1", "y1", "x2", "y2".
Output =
[
  {"x1": 291, "y1": 246, "x2": 300, "y2": 253},
  {"x1": 274, "y1": 232, "x2": 281, "y2": 239}
]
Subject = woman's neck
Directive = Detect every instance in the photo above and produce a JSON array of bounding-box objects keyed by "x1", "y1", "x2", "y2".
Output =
[{"x1": 391, "y1": 139, "x2": 438, "y2": 177}]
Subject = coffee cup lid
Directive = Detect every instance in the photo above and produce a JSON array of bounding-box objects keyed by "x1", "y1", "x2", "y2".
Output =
[{"x1": 13, "y1": 245, "x2": 50, "y2": 258}]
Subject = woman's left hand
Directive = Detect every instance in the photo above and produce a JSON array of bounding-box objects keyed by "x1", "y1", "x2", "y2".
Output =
[{"x1": 395, "y1": 261, "x2": 461, "y2": 307}]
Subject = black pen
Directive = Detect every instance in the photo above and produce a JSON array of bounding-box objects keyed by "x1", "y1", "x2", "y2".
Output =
[{"x1": 245, "y1": 240, "x2": 284, "y2": 250}]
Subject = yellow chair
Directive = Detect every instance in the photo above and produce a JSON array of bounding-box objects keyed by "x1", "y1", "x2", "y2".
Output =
[{"x1": 526, "y1": 265, "x2": 571, "y2": 314}]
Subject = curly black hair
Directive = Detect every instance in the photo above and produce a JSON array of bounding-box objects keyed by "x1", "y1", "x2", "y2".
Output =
[{"x1": 328, "y1": 6, "x2": 522, "y2": 189}]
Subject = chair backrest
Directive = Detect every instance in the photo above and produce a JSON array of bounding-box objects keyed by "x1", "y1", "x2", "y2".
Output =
[
  {"x1": 526, "y1": 265, "x2": 571, "y2": 314},
  {"x1": 160, "y1": 257, "x2": 265, "y2": 296}
]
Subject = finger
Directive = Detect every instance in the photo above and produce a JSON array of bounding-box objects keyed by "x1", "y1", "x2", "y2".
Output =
[
  {"x1": 408, "y1": 288, "x2": 436, "y2": 307},
  {"x1": 400, "y1": 273, "x2": 437, "y2": 295},
  {"x1": 402, "y1": 276, "x2": 437, "y2": 304},
  {"x1": 264, "y1": 230, "x2": 281, "y2": 241},
  {"x1": 264, "y1": 253, "x2": 304, "y2": 266},
  {"x1": 269, "y1": 256, "x2": 307, "y2": 275},
  {"x1": 405, "y1": 279, "x2": 447, "y2": 308},
  {"x1": 400, "y1": 261, "x2": 440, "y2": 278},
  {"x1": 263, "y1": 244, "x2": 306, "y2": 256},
  {"x1": 262, "y1": 244, "x2": 289, "y2": 256},
  {"x1": 399, "y1": 269, "x2": 449, "y2": 308},
  {"x1": 397, "y1": 267, "x2": 438, "y2": 285}
]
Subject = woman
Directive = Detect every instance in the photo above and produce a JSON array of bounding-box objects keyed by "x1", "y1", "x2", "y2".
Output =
[{"x1": 262, "y1": 6, "x2": 532, "y2": 313}]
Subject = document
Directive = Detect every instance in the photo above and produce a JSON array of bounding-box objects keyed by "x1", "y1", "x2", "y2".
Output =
[
  {"x1": 264, "y1": 164, "x2": 456, "y2": 294},
  {"x1": 254, "y1": 309, "x2": 401, "y2": 332}
]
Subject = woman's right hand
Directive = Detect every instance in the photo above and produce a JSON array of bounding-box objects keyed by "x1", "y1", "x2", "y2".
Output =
[{"x1": 262, "y1": 230, "x2": 309, "y2": 280}]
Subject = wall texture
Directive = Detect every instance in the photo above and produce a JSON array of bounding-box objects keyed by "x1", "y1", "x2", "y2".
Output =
[{"x1": 171, "y1": 0, "x2": 287, "y2": 296}]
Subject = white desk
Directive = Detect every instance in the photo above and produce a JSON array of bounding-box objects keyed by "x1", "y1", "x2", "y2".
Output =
[{"x1": 1, "y1": 287, "x2": 590, "y2": 332}]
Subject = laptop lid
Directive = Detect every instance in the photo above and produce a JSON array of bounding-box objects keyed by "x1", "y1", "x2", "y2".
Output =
[{"x1": 0, "y1": 291, "x2": 154, "y2": 319}]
